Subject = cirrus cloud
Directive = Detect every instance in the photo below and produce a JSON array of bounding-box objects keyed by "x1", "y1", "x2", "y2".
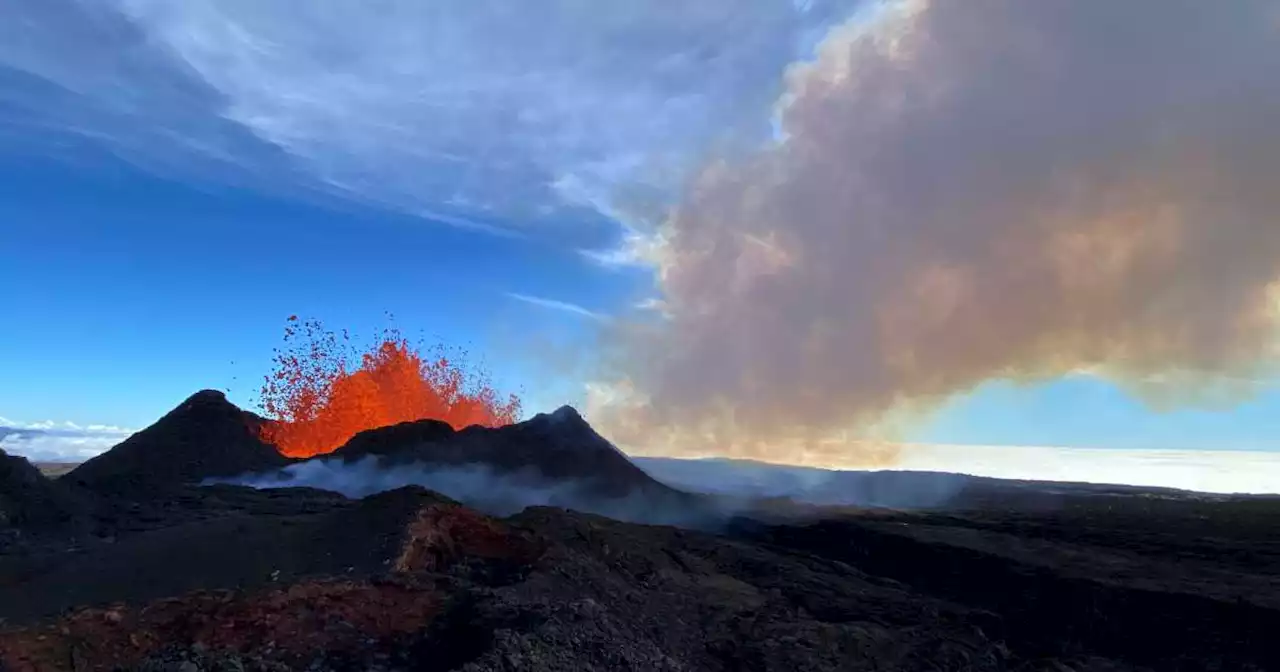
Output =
[{"x1": 1, "y1": 0, "x2": 862, "y2": 235}]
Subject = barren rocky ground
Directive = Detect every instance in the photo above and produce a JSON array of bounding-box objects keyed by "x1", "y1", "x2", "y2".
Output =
[{"x1": 2, "y1": 391, "x2": 1277, "y2": 671}]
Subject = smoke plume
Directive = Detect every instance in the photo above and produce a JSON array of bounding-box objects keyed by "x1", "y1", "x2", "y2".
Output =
[
  {"x1": 207, "y1": 456, "x2": 725, "y2": 528},
  {"x1": 592, "y1": 0, "x2": 1280, "y2": 467}
]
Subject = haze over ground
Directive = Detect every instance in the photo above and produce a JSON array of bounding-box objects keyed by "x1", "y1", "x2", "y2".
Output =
[{"x1": 2, "y1": 0, "x2": 1280, "y2": 493}]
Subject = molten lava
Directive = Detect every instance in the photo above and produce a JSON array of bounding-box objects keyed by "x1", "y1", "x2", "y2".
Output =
[{"x1": 258, "y1": 316, "x2": 522, "y2": 458}]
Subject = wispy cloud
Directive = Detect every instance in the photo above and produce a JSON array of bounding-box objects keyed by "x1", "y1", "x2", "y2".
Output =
[
  {"x1": 1, "y1": 0, "x2": 861, "y2": 236},
  {"x1": 633, "y1": 298, "x2": 669, "y2": 313},
  {"x1": 578, "y1": 233, "x2": 660, "y2": 270},
  {"x1": 0, "y1": 0, "x2": 298, "y2": 190},
  {"x1": 505, "y1": 292, "x2": 611, "y2": 323}
]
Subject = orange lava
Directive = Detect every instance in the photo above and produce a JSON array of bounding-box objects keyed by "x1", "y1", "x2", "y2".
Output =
[{"x1": 258, "y1": 316, "x2": 522, "y2": 458}]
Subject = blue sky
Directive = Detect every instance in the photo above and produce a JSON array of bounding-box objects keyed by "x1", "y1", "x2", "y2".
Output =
[
  {"x1": 0, "y1": 149, "x2": 627, "y2": 427},
  {"x1": 2, "y1": 0, "x2": 1280, "y2": 481}
]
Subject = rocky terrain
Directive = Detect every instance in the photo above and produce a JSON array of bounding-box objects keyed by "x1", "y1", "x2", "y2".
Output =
[{"x1": 2, "y1": 390, "x2": 1278, "y2": 671}]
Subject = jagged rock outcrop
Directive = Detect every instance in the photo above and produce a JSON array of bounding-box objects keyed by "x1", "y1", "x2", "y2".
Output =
[
  {"x1": 65, "y1": 390, "x2": 288, "y2": 496},
  {"x1": 0, "y1": 449, "x2": 90, "y2": 540}
]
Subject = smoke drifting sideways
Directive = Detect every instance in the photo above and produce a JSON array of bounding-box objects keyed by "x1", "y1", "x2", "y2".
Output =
[
  {"x1": 633, "y1": 457, "x2": 968, "y2": 510},
  {"x1": 203, "y1": 457, "x2": 731, "y2": 529},
  {"x1": 591, "y1": 0, "x2": 1280, "y2": 467},
  {"x1": 204, "y1": 454, "x2": 975, "y2": 528}
]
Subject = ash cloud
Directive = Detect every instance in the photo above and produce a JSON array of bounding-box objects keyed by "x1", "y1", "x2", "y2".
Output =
[
  {"x1": 592, "y1": 0, "x2": 1280, "y2": 466},
  {"x1": 634, "y1": 456, "x2": 969, "y2": 509}
]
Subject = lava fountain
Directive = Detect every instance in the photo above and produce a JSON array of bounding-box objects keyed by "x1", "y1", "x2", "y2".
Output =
[{"x1": 258, "y1": 316, "x2": 522, "y2": 458}]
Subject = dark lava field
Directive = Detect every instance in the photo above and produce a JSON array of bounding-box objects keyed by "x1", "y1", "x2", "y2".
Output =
[{"x1": 2, "y1": 391, "x2": 1278, "y2": 671}]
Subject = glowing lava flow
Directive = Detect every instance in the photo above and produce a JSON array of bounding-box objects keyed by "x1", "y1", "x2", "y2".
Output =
[{"x1": 258, "y1": 316, "x2": 522, "y2": 458}]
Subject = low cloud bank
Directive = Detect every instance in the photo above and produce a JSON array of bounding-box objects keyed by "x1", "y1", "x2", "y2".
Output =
[
  {"x1": 895, "y1": 444, "x2": 1280, "y2": 496},
  {"x1": 638, "y1": 444, "x2": 1280, "y2": 500},
  {"x1": 0, "y1": 422, "x2": 135, "y2": 463}
]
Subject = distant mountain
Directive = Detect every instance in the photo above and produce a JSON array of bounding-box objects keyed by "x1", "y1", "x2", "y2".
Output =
[{"x1": 633, "y1": 455, "x2": 1224, "y2": 512}]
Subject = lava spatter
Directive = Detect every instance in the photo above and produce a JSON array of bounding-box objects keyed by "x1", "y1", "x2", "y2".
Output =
[{"x1": 258, "y1": 317, "x2": 522, "y2": 458}]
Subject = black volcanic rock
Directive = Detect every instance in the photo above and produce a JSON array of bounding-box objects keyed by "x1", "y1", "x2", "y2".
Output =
[
  {"x1": 66, "y1": 390, "x2": 288, "y2": 496},
  {"x1": 331, "y1": 417, "x2": 456, "y2": 462},
  {"x1": 5, "y1": 390, "x2": 1280, "y2": 670},
  {"x1": 0, "y1": 449, "x2": 90, "y2": 536},
  {"x1": 21, "y1": 485, "x2": 1280, "y2": 671},
  {"x1": 330, "y1": 406, "x2": 681, "y2": 499},
  {"x1": 0, "y1": 486, "x2": 468, "y2": 624},
  {"x1": 0, "y1": 487, "x2": 1011, "y2": 671}
]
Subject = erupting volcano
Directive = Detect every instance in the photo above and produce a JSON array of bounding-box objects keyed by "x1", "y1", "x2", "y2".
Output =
[{"x1": 258, "y1": 317, "x2": 522, "y2": 458}]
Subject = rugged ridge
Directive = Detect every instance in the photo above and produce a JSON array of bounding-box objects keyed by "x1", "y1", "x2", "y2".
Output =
[{"x1": 329, "y1": 406, "x2": 682, "y2": 500}]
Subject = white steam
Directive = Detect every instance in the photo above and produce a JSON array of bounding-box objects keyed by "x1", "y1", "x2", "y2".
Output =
[{"x1": 207, "y1": 456, "x2": 723, "y2": 527}]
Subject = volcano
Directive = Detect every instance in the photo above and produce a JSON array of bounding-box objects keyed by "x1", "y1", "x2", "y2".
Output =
[
  {"x1": 57, "y1": 391, "x2": 703, "y2": 526},
  {"x1": 223, "y1": 402, "x2": 706, "y2": 526}
]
